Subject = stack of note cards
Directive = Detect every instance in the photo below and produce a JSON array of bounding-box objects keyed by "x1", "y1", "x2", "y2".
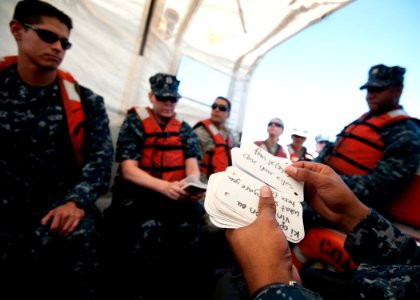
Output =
[{"x1": 204, "y1": 143, "x2": 305, "y2": 243}]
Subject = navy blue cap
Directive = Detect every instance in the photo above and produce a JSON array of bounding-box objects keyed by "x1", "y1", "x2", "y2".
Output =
[
  {"x1": 360, "y1": 64, "x2": 405, "y2": 90},
  {"x1": 149, "y1": 73, "x2": 181, "y2": 98}
]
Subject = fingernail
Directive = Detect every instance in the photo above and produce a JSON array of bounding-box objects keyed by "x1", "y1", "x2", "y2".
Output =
[
  {"x1": 260, "y1": 186, "x2": 271, "y2": 197},
  {"x1": 286, "y1": 165, "x2": 297, "y2": 174}
]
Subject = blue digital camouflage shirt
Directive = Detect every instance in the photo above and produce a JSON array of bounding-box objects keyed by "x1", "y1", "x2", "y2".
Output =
[
  {"x1": 0, "y1": 65, "x2": 113, "y2": 229},
  {"x1": 253, "y1": 209, "x2": 420, "y2": 300},
  {"x1": 115, "y1": 108, "x2": 201, "y2": 163},
  {"x1": 315, "y1": 110, "x2": 420, "y2": 213},
  {"x1": 346, "y1": 209, "x2": 420, "y2": 299}
]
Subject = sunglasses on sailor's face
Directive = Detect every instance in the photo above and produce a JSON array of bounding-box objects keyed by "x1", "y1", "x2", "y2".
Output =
[
  {"x1": 155, "y1": 95, "x2": 179, "y2": 103},
  {"x1": 366, "y1": 86, "x2": 388, "y2": 93},
  {"x1": 268, "y1": 122, "x2": 283, "y2": 128},
  {"x1": 23, "y1": 23, "x2": 72, "y2": 50},
  {"x1": 211, "y1": 103, "x2": 228, "y2": 112}
]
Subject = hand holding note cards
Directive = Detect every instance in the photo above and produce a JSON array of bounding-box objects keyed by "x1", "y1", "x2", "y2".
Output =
[
  {"x1": 181, "y1": 175, "x2": 207, "y2": 195},
  {"x1": 204, "y1": 143, "x2": 305, "y2": 243}
]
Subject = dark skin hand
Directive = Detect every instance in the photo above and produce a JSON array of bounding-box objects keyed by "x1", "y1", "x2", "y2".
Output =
[
  {"x1": 226, "y1": 186, "x2": 301, "y2": 296},
  {"x1": 225, "y1": 162, "x2": 370, "y2": 296}
]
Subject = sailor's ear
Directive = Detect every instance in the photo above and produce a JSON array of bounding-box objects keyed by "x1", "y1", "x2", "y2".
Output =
[{"x1": 10, "y1": 20, "x2": 24, "y2": 41}]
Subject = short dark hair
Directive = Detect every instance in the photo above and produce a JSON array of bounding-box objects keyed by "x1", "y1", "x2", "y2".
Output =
[
  {"x1": 216, "y1": 96, "x2": 231, "y2": 112},
  {"x1": 13, "y1": 0, "x2": 73, "y2": 31}
]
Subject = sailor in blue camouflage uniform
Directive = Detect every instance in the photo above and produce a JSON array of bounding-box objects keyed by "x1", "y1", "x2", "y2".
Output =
[
  {"x1": 250, "y1": 209, "x2": 420, "y2": 300},
  {"x1": 287, "y1": 65, "x2": 420, "y2": 298},
  {"x1": 0, "y1": 1, "x2": 113, "y2": 299},
  {"x1": 315, "y1": 64, "x2": 420, "y2": 216},
  {"x1": 224, "y1": 162, "x2": 420, "y2": 300},
  {"x1": 103, "y1": 73, "x2": 212, "y2": 300}
]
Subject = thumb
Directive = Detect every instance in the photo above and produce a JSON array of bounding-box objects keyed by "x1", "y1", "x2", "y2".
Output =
[
  {"x1": 285, "y1": 164, "x2": 314, "y2": 182},
  {"x1": 258, "y1": 185, "x2": 276, "y2": 217},
  {"x1": 286, "y1": 163, "x2": 328, "y2": 188}
]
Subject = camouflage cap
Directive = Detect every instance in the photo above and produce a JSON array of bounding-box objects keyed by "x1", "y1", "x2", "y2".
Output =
[
  {"x1": 360, "y1": 64, "x2": 406, "y2": 90},
  {"x1": 149, "y1": 73, "x2": 181, "y2": 98}
]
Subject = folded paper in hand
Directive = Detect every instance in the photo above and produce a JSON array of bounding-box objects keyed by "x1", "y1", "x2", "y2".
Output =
[
  {"x1": 204, "y1": 143, "x2": 305, "y2": 243},
  {"x1": 181, "y1": 175, "x2": 207, "y2": 194}
]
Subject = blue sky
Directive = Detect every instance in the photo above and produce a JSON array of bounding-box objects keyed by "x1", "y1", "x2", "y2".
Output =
[{"x1": 241, "y1": 0, "x2": 420, "y2": 153}]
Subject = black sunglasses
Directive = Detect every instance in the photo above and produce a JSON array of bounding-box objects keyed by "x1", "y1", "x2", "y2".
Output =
[
  {"x1": 23, "y1": 23, "x2": 72, "y2": 50},
  {"x1": 211, "y1": 103, "x2": 228, "y2": 112},
  {"x1": 366, "y1": 86, "x2": 388, "y2": 93},
  {"x1": 155, "y1": 95, "x2": 178, "y2": 103},
  {"x1": 268, "y1": 122, "x2": 283, "y2": 128}
]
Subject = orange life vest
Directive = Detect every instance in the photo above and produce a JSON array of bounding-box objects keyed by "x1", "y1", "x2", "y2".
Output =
[
  {"x1": 388, "y1": 165, "x2": 420, "y2": 228},
  {"x1": 255, "y1": 140, "x2": 287, "y2": 158},
  {"x1": 0, "y1": 55, "x2": 85, "y2": 166},
  {"x1": 194, "y1": 119, "x2": 233, "y2": 177},
  {"x1": 325, "y1": 109, "x2": 412, "y2": 174},
  {"x1": 325, "y1": 109, "x2": 420, "y2": 227},
  {"x1": 292, "y1": 227, "x2": 358, "y2": 272},
  {"x1": 134, "y1": 107, "x2": 185, "y2": 182},
  {"x1": 287, "y1": 144, "x2": 313, "y2": 162}
]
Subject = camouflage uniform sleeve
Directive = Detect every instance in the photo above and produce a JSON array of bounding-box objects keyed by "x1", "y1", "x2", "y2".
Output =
[
  {"x1": 342, "y1": 120, "x2": 420, "y2": 210},
  {"x1": 345, "y1": 210, "x2": 420, "y2": 299},
  {"x1": 193, "y1": 125, "x2": 213, "y2": 162},
  {"x1": 351, "y1": 263, "x2": 420, "y2": 299},
  {"x1": 63, "y1": 86, "x2": 114, "y2": 208},
  {"x1": 345, "y1": 209, "x2": 420, "y2": 265},
  {"x1": 252, "y1": 283, "x2": 323, "y2": 300},
  {"x1": 115, "y1": 109, "x2": 144, "y2": 162},
  {"x1": 228, "y1": 129, "x2": 239, "y2": 148},
  {"x1": 180, "y1": 121, "x2": 201, "y2": 160}
]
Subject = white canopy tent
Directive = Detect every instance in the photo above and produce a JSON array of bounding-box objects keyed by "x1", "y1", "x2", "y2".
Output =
[{"x1": 0, "y1": 0, "x2": 354, "y2": 143}]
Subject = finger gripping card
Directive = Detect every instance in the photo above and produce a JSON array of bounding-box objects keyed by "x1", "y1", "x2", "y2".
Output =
[
  {"x1": 231, "y1": 144, "x2": 304, "y2": 201},
  {"x1": 217, "y1": 166, "x2": 304, "y2": 242}
]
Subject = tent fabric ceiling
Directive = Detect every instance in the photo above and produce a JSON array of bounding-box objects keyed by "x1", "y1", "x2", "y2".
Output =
[{"x1": 0, "y1": 0, "x2": 353, "y2": 139}]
